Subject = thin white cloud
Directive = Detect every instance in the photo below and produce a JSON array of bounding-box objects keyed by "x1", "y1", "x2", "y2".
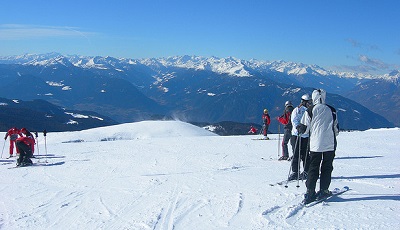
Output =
[
  {"x1": 346, "y1": 38, "x2": 379, "y2": 51},
  {"x1": 331, "y1": 64, "x2": 377, "y2": 74},
  {"x1": 0, "y1": 24, "x2": 96, "y2": 40},
  {"x1": 335, "y1": 54, "x2": 397, "y2": 75},
  {"x1": 358, "y1": 55, "x2": 388, "y2": 70}
]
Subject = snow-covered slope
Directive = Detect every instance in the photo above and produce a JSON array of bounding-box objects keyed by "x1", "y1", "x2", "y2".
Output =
[{"x1": 0, "y1": 121, "x2": 399, "y2": 229}]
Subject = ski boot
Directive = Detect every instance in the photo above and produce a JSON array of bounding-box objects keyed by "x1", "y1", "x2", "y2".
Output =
[
  {"x1": 288, "y1": 172, "x2": 299, "y2": 181},
  {"x1": 278, "y1": 156, "x2": 288, "y2": 161},
  {"x1": 316, "y1": 189, "x2": 332, "y2": 200},
  {"x1": 300, "y1": 171, "x2": 308, "y2": 180},
  {"x1": 302, "y1": 190, "x2": 316, "y2": 205}
]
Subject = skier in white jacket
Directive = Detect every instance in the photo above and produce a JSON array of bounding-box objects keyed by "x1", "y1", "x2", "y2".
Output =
[
  {"x1": 297, "y1": 89, "x2": 339, "y2": 204},
  {"x1": 288, "y1": 94, "x2": 311, "y2": 181}
]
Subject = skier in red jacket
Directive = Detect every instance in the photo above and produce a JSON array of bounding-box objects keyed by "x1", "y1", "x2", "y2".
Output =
[
  {"x1": 277, "y1": 101, "x2": 294, "y2": 161},
  {"x1": 15, "y1": 128, "x2": 35, "y2": 166},
  {"x1": 262, "y1": 109, "x2": 271, "y2": 139},
  {"x1": 4, "y1": 127, "x2": 22, "y2": 158}
]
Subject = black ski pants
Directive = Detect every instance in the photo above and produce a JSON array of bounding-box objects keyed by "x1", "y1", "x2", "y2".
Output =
[
  {"x1": 306, "y1": 151, "x2": 335, "y2": 192},
  {"x1": 281, "y1": 128, "x2": 292, "y2": 157},
  {"x1": 16, "y1": 141, "x2": 33, "y2": 165},
  {"x1": 290, "y1": 136, "x2": 310, "y2": 173}
]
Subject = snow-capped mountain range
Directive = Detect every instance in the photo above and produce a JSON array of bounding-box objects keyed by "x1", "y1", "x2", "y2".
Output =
[
  {"x1": 0, "y1": 53, "x2": 398, "y2": 129},
  {"x1": 2, "y1": 53, "x2": 398, "y2": 80}
]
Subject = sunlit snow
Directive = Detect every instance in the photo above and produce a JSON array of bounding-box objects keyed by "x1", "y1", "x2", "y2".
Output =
[{"x1": 0, "y1": 121, "x2": 399, "y2": 229}]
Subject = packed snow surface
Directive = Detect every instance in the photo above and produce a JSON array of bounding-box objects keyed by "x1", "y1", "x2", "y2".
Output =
[{"x1": 0, "y1": 121, "x2": 399, "y2": 229}]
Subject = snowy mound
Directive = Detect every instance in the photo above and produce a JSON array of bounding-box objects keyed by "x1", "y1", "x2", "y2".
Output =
[{"x1": 49, "y1": 120, "x2": 217, "y2": 143}]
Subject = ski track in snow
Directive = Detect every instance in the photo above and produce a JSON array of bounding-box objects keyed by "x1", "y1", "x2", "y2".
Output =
[
  {"x1": 261, "y1": 192, "x2": 306, "y2": 227},
  {"x1": 1, "y1": 123, "x2": 399, "y2": 229}
]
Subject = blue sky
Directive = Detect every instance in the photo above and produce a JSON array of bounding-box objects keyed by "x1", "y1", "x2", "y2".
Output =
[{"x1": 1, "y1": 0, "x2": 399, "y2": 75}]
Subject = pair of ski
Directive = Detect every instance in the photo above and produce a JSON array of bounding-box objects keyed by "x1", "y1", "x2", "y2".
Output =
[
  {"x1": 303, "y1": 186, "x2": 350, "y2": 207},
  {"x1": 269, "y1": 182, "x2": 350, "y2": 207}
]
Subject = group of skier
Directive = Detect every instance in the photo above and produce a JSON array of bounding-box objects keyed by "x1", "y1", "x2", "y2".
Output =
[
  {"x1": 3, "y1": 127, "x2": 36, "y2": 167},
  {"x1": 4, "y1": 88, "x2": 339, "y2": 204},
  {"x1": 255, "y1": 89, "x2": 339, "y2": 204}
]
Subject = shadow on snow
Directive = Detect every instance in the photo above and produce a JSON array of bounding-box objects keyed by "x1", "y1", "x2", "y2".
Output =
[{"x1": 333, "y1": 173, "x2": 400, "y2": 180}]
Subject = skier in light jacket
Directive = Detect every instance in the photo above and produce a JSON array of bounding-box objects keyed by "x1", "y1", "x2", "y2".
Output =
[
  {"x1": 288, "y1": 94, "x2": 311, "y2": 181},
  {"x1": 297, "y1": 89, "x2": 339, "y2": 204}
]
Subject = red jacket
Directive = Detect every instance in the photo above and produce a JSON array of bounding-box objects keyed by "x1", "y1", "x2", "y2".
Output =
[
  {"x1": 262, "y1": 113, "x2": 271, "y2": 125},
  {"x1": 16, "y1": 136, "x2": 35, "y2": 152},
  {"x1": 278, "y1": 111, "x2": 291, "y2": 125},
  {"x1": 248, "y1": 126, "x2": 258, "y2": 134},
  {"x1": 5, "y1": 127, "x2": 22, "y2": 141}
]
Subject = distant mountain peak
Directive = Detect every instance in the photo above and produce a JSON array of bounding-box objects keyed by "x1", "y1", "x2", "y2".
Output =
[
  {"x1": 26, "y1": 55, "x2": 73, "y2": 67},
  {"x1": 1, "y1": 53, "x2": 398, "y2": 80}
]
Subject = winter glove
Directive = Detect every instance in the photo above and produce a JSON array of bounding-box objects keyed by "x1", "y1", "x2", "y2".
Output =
[{"x1": 296, "y1": 124, "x2": 307, "y2": 134}]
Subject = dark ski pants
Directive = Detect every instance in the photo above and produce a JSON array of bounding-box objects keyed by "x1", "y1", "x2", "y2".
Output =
[
  {"x1": 281, "y1": 129, "x2": 292, "y2": 157},
  {"x1": 290, "y1": 136, "x2": 310, "y2": 173},
  {"x1": 262, "y1": 124, "x2": 269, "y2": 137},
  {"x1": 15, "y1": 141, "x2": 33, "y2": 165},
  {"x1": 306, "y1": 151, "x2": 335, "y2": 192}
]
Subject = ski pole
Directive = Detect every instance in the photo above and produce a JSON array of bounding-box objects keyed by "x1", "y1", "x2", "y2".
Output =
[
  {"x1": 1, "y1": 139, "x2": 6, "y2": 159},
  {"x1": 285, "y1": 135, "x2": 299, "y2": 188},
  {"x1": 277, "y1": 124, "x2": 281, "y2": 159},
  {"x1": 35, "y1": 131, "x2": 40, "y2": 157},
  {"x1": 284, "y1": 160, "x2": 292, "y2": 188},
  {"x1": 296, "y1": 134, "x2": 302, "y2": 188},
  {"x1": 43, "y1": 129, "x2": 48, "y2": 163},
  {"x1": 302, "y1": 137, "x2": 310, "y2": 182}
]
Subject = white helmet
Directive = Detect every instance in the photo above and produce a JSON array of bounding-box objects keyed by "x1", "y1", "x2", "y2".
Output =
[
  {"x1": 285, "y1": 100, "x2": 292, "y2": 107},
  {"x1": 301, "y1": 94, "x2": 311, "y2": 101}
]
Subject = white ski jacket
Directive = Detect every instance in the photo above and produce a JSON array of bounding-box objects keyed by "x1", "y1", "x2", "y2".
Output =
[
  {"x1": 291, "y1": 105, "x2": 309, "y2": 138},
  {"x1": 301, "y1": 89, "x2": 339, "y2": 152}
]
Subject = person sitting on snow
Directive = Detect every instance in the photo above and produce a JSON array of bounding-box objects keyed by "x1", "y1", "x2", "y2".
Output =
[
  {"x1": 248, "y1": 126, "x2": 258, "y2": 134},
  {"x1": 20, "y1": 127, "x2": 36, "y2": 154},
  {"x1": 15, "y1": 135, "x2": 35, "y2": 167}
]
